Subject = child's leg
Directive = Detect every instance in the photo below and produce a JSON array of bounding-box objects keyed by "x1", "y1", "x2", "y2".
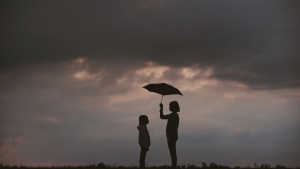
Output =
[{"x1": 139, "y1": 146, "x2": 147, "y2": 168}]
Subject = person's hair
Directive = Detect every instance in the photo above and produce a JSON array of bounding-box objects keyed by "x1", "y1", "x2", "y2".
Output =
[
  {"x1": 170, "y1": 101, "x2": 180, "y2": 112},
  {"x1": 139, "y1": 115, "x2": 149, "y2": 125}
]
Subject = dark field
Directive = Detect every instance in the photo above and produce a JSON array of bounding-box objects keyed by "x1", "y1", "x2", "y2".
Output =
[{"x1": 1, "y1": 163, "x2": 298, "y2": 169}]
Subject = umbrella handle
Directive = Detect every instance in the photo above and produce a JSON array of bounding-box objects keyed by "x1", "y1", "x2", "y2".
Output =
[{"x1": 161, "y1": 95, "x2": 163, "y2": 104}]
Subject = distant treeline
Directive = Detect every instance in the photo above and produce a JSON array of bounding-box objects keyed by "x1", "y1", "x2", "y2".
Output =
[{"x1": 0, "y1": 163, "x2": 298, "y2": 169}]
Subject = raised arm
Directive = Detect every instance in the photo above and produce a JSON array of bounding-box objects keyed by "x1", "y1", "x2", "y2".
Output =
[{"x1": 160, "y1": 103, "x2": 170, "y2": 119}]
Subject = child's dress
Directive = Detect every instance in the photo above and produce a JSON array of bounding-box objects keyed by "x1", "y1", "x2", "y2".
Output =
[{"x1": 137, "y1": 124, "x2": 150, "y2": 150}]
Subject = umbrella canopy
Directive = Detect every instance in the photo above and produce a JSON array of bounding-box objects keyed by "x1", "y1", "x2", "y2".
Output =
[{"x1": 143, "y1": 83, "x2": 183, "y2": 103}]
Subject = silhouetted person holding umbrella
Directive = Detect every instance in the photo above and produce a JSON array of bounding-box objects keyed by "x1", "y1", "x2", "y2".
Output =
[
  {"x1": 159, "y1": 101, "x2": 180, "y2": 168},
  {"x1": 143, "y1": 83, "x2": 182, "y2": 167}
]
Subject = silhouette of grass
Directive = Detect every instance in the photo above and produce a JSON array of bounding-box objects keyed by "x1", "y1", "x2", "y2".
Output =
[{"x1": 0, "y1": 163, "x2": 298, "y2": 169}]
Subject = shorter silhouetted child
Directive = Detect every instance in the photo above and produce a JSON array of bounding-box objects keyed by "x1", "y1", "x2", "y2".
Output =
[{"x1": 137, "y1": 115, "x2": 150, "y2": 168}]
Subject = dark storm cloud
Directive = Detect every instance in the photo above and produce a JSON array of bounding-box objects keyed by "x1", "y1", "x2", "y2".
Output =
[{"x1": 1, "y1": 0, "x2": 299, "y2": 89}]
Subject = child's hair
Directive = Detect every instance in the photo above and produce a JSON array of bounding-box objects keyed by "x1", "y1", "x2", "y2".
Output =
[
  {"x1": 170, "y1": 101, "x2": 180, "y2": 112},
  {"x1": 139, "y1": 115, "x2": 149, "y2": 125}
]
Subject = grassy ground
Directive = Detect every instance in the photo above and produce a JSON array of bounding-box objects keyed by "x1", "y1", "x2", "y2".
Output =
[{"x1": 0, "y1": 163, "x2": 298, "y2": 169}]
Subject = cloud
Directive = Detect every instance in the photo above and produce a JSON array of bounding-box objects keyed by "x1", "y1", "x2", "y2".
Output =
[{"x1": 1, "y1": 1, "x2": 299, "y2": 89}]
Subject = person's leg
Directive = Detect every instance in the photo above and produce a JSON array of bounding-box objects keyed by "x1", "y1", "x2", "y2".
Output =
[
  {"x1": 139, "y1": 146, "x2": 147, "y2": 168},
  {"x1": 167, "y1": 138, "x2": 177, "y2": 168}
]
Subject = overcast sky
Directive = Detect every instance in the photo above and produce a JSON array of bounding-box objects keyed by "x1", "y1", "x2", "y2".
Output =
[{"x1": 1, "y1": 0, "x2": 300, "y2": 167}]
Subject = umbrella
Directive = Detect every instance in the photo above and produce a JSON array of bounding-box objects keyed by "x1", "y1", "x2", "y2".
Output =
[{"x1": 143, "y1": 83, "x2": 183, "y2": 103}]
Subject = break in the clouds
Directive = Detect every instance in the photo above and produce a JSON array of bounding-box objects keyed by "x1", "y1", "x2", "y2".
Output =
[
  {"x1": 1, "y1": 0, "x2": 300, "y2": 167},
  {"x1": 1, "y1": 59, "x2": 299, "y2": 166}
]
